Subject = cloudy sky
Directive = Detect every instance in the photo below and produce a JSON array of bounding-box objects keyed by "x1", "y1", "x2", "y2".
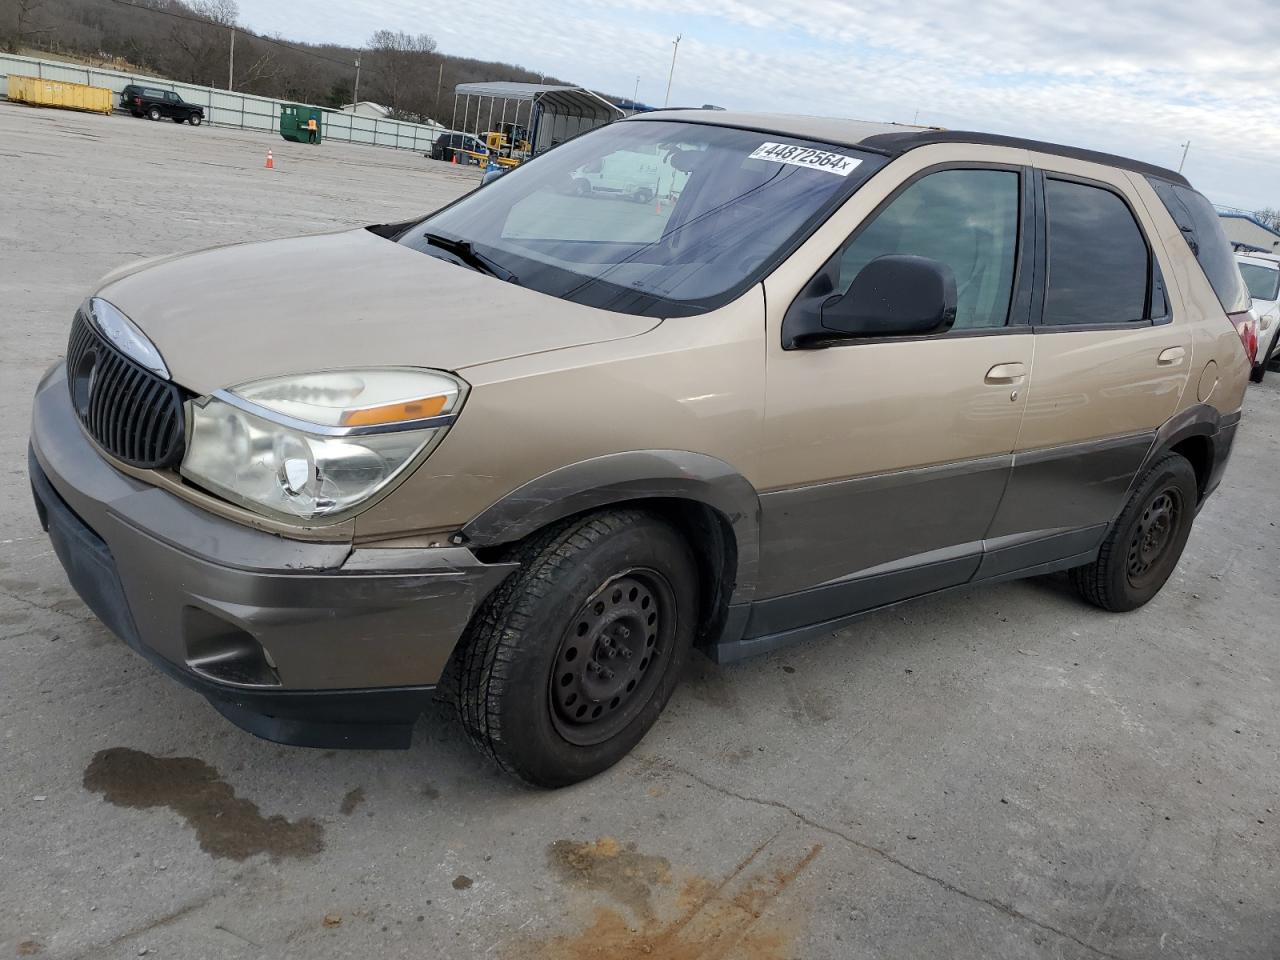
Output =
[{"x1": 235, "y1": 0, "x2": 1279, "y2": 211}]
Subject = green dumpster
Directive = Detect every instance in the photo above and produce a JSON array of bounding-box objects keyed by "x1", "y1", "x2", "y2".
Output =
[{"x1": 280, "y1": 104, "x2": 322, "y2": 144}]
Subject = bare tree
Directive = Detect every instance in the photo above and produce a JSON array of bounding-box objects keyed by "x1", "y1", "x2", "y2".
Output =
[
  {"x1": 365, "y1": 29, "x2": 438, "y2": 121},
  {"x1": 1257, "y1": 208, "x2": 1280, "y2": 231},
  {"x1": 190, "y1": 0, "x2": 239, "y2": 28},
  {"x1": 2, "y1": 0, "x2": 52, "y2": 54},
  {"x1": 166, "y1": 0, "x2": 238, "y2": 86}
]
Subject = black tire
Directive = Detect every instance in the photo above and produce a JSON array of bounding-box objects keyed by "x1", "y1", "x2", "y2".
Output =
[
  {"x1": 452, "y1": 509, "x2": 699, "y2": 788},
  {"x1": 188, "y1": 114, "x2": 201, "y2": 126},
  {"x1": 633, "y1": 187, "x2": 654, "y2": 204},
  {"x1": 147, "y1": 106, "x2": 161, "y2": 121},
  {"x1": 1070, "y1": 453, "x2": 1198, "y2": 612},
  {"x1": 574, "y1": 178, "x2": 592, "y2": 196},
  {"x1": 1250, "y1": 362, "x2": 1266, "y2": 384}
]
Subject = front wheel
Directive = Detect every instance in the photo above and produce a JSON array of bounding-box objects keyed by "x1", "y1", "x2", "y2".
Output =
[
  {"x1": 451, "y1": 510, "x2": 699, "y2": 787},
  {"x1": 188, "y1": 114, "x2": 202, "y2": 126},
  {"x1": 1070, "y1": 453, "x2": 1198, "y2": 612},
  {"x1": 148, "y1": 106, "x2": 161, "y2": 121}
]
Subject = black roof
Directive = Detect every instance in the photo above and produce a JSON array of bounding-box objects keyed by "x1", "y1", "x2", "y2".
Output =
[{"x1": 858, "y1": 130, "x2": 1190, "y2": 187}]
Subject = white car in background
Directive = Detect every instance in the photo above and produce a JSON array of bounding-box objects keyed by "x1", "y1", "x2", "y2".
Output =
[{"x1": 1237, "y1": 253, "x2": 1280, "y2": 382}]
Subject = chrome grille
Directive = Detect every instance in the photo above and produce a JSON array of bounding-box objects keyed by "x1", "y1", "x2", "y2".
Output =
[{"x1": 66, "y1": 310, "x2": 187, "y2": 469}]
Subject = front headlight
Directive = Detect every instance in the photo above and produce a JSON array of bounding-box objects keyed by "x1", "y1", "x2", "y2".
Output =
[{"x1": 180, "y1": 369, "x2": 466, "y2": 523}]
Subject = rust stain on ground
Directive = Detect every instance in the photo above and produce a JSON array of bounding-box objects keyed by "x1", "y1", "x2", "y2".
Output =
[
  {"x1": 549, "y1": 837, "x2": 672, "y2": 919},
  {"x1": 529, "y1": 839, "x2": 823, "y2": 960},
  {"x1": 83, "y1": 747, "x2": 324, "y2": 861},
  {"x1": 16, "y1": 940, "x2": 43, "y2": 956}
]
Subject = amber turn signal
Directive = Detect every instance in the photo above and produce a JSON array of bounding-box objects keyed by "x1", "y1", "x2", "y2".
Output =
[{"x1": 340, "y1": 395, "x2": 448, "y2": 427}]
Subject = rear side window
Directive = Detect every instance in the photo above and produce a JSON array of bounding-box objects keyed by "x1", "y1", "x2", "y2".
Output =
[
  {"x1": 143, "y1": 88, "x2": 165, "y2": 98},
  {"x1": 1239, "y1": 262, "x2": 1280, "y2": 302},
  {"x1": 1147, "y1": 178, "x2": 1251, "y2": 314},
  {"x1": 1043, "y1": 178, "x2": 1149, "y2": 325}
]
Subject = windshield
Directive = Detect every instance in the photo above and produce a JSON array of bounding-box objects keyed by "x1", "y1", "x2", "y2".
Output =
[
  {"x1": 1239, "y1": 262, "x2": 1280, "y2": 303},
  {"x1": 400, "y1": 120, "x2": 882, "y2": 317}
]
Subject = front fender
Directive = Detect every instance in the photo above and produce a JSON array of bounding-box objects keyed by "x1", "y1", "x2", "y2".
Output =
[{"x1": 460, "y1": 450, "x2": 761, "y2": 604}]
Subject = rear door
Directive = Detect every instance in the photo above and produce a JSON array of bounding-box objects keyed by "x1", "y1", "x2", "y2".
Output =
[
  {"x1": 753, "y1": 147, "x2": 1036, "y2": 636},
  {"x1": 979, "y1": 159, "x2": 1191, "y2": 577}
]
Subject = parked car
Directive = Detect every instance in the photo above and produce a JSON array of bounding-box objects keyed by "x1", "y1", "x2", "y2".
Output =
[
  {"x1": 430, "y1": 132, "x2": 488, "y2": 164},
  {"x1": 30, "y1": 111, "x2": 1252, "y2": 787},
  {"x1": 119, "y1": 85, "x2": 204, "y2": 125},
  {"x1": 1236, "y1": 252, "x2": 1280, "y2": 381}
]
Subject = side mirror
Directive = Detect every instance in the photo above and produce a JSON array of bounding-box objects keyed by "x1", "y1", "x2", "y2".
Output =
[{"x1": 821, "y1": 255, "x2": 957, "y2": 338}]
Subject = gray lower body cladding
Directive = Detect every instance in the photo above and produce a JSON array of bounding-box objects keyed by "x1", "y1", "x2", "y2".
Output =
[{"x1": 28, "y1": 364, "x2": 515, "y2": 749}]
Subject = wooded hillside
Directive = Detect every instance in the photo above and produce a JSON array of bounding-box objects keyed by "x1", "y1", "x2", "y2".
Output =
[{"x1": 3, "y1": 0, "x2": 586, "y2": 124}]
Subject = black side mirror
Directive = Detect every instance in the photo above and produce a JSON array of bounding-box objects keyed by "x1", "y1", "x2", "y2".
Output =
[
  {"x1": 784, "y1": 255, "x2": 957, "y2": 348},
  {"x1": 823, "y1": 255, "x2": 957, "y2": 338}
]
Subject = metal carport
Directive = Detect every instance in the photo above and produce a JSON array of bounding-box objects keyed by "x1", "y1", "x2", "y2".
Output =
[{"x1": 451, "y1": 82, "x2": 624, "y2": 154}]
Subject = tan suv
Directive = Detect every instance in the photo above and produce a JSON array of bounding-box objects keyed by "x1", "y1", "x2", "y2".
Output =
[{"x1": 29, "y1": 112, "x2": 1253, "y2": 786}]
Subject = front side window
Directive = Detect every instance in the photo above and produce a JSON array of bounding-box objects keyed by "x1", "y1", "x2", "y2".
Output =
[
  {"x1": 835, "y1": 169, "x2": 1020, "y2": 329},
  {"x1": 1043, "y1": 178, "x2": 1149, "y2": 325},
  {"x1": 399, "y1": 120, "x2": 883, "y2": 317},
  {"x1": 1239, "y1": 262, "x2": 1280, "y2": 302}
]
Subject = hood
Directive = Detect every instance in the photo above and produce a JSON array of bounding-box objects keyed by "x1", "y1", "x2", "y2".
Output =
[{"x1": 95, "y1": 228, "x2": 660, "y2": 395}]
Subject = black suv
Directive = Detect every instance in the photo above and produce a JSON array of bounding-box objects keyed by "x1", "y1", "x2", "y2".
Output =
[
  {"x1": 429, "y1": 132, "x2": 488, "y2": 163},
  {"x1": 121, "y1": 85, "x2": 204, "y2": 126}
]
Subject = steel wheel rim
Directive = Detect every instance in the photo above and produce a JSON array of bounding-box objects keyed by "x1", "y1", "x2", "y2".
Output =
[
  {"x1": 1126, "y1": 487, "x2": 1182, "y2": 588},
  {"x1": 549, "y1": 568, "x2": 675, "y2": 746}
]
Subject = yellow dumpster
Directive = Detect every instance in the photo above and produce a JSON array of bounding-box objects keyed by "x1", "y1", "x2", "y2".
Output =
[{"x1": 7, "y1": 76, "x2": 113, "y2": 115}]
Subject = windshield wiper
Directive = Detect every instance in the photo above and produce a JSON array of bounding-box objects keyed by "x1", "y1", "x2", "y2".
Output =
[{"x1": 422, "y1": 232, "x2": 518, "y2": 283}]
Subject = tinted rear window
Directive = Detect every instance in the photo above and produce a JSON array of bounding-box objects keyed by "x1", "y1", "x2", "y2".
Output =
[{"x1": 1147, "y1": 178, "x2": 1251, "y2": 314}]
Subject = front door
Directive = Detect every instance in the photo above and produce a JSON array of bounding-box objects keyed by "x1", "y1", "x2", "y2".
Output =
[
  {"x1": 752, "y1": 153, "x2": 1036, "y2": 637},
  {"x1": 978, "y1": 162, "x2": 1192, "y2": 578}
]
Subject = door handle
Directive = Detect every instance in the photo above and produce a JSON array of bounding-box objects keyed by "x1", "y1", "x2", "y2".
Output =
[
  {"x1": 985, "y1": 362, "x2": 1027, "y2": 385},
  {"x1": 1157, "y1": 346, "x2": 1187, "y2": 366}
]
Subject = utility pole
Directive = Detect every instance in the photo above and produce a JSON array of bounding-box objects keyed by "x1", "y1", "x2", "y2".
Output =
[
  {"x1": 1178, "y1": 140, "x2": 1191, "y2": 174},
  {"x1": 436, "y1": 62, "x2": 443, "y2": 119},
  {"x1": 353, "y1": 56, "x2": 361, "y2": 105},
  {"x1": 663, "y1": 34, "x2": 681, "y2": 108},
  {"x1": 227, "y1": 27, "x2": 234, "y2": 90},
  {"x1": 633, "y1": 75, "x2": 640, "y2": 105}
]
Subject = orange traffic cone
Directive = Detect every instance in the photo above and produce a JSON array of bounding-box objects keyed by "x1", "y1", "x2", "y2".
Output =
[
  {"x1": 265, "y1": 149, "x2": 274, "y2": 170},
  {"x1": 451, "y1": 152, "x2": 458, "y2": 165}
]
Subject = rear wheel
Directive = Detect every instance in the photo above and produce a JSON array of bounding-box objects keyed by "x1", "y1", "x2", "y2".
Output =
[
  {"x1": 148, "y1": 106, "x2": 162, "y2": 121},
  {"x1": 1250, "y1": 362, "x2": 1266, "y2": 384},
  {"x1": 1070, "y1": 453, "x2": 1198, "y2": 612},
  {"x1": 451, "y1": 510, "x2": 698, "y2": 788}
]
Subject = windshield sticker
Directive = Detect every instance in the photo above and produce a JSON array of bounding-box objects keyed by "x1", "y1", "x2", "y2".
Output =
[{"x1": 747, "y1": 142, "x2": 862, "y2": 176}]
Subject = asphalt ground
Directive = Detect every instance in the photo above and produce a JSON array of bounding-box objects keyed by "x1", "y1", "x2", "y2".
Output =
[{"x1": 1, "y1": 102, "x2": 1277, "y2": 960}]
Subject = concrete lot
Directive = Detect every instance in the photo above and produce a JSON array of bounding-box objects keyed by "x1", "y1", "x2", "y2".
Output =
[{"x1": 2, "y1": 103, "x2": 1278, "y2": 960}]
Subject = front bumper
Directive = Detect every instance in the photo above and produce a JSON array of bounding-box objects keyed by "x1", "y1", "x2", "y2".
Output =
[{"x1": 29, "y1": 363, "x2": 515, "y2": 748}]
